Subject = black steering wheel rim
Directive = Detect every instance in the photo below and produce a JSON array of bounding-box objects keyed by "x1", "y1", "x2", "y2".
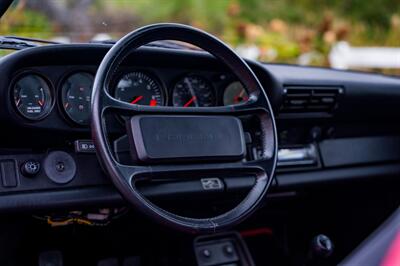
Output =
[{"x1": 91, "y1": 23, "x2": 278, "y2": 234}]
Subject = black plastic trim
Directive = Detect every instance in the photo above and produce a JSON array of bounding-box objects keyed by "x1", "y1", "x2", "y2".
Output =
[
  {"x1": 277, "y1": 163, "x2": 400, "y2": 188},
  {"x1": 0, "y1": 163, "x2": 397, "y2": 212}
]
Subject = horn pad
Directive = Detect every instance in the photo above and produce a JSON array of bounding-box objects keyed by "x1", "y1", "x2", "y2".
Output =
[{"x1": 127, "y1": 115, "x2": 246, "y2": 163}]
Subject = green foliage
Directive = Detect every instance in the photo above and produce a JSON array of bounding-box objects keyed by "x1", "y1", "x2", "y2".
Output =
[
  {"x1": 1, "y1": 0, "x2": 400, "y2": 72},
  {"x1": 117, "y1": 0, "x2": 400, "y2": 64},
  {"x1": 0, "y1": 9, "x2": 52, "y2": 39},
  {"x1": 126, "y1": 0, "x2": 231, "y2": 33},
  {"x1": 338, "y1": 0, "x2": 400, "y2": 27}
]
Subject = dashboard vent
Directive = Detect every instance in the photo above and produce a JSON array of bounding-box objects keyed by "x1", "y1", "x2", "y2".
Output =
[{"x1": 281, "y1": 86, "x2": 343, "y2": 114}]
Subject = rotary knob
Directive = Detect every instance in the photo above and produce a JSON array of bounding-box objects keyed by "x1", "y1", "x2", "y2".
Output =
[
  {"x1": 21, "y1": 160, "x2": 40, "y2": 177},
  {"x1": 21, "y1": 160, "x2": 41, "y2": 177}
]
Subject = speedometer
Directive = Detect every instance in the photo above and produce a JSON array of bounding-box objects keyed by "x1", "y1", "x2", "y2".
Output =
[
  {"x1": 114, "y1": 72, "x2": 164, "y2": 106},
  {"x1": 172, "y1": 75, "x2": 215, "y2": 107}
]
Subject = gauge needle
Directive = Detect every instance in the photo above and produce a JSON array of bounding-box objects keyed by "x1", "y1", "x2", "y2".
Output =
[
  {"x1": 149, "y1": 99, "x2": 158, "y2": 106},
  {"x1": 183, "y1": 96, "x2": 197, "y2": 107},
  {"x1": 234, "y1": 89, "x2": 247, "y2": 103},
  {"x1": 130, "y1": 96, "x2": 143, "y2": 104},
  {"x1": 38, "y1": 100, "x2": 44, "y2": 107},
  {"x1": 184, "y1": 78, "x2": 199, "y2": 107}
]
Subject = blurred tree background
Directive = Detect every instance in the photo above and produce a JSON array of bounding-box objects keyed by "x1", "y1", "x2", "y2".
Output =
[{"x1": 1, "y1": 0, "x2": 400, "y2": 71}]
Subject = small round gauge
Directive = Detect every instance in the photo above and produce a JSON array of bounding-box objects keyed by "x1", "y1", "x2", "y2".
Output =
[
  {"x1": 223, "y1": 81, "x2": 249, "y2": 106},
  {"x1": 13, "y1": 74, "x2": 53, "y2": 120},
  {"x1": 61, "y1": 72, "x2": 94, "y2": 125},
  {"x1": 172, "y1": 75, "x2": 215, "y2": 107},
  {"x1": 114, "y1": 72, "x2": 164, "y2": 106}
]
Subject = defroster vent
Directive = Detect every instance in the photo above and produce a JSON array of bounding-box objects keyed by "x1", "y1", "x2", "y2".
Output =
[{"x1": 281, "y1": 86, "x2": 343, "y2": 114}]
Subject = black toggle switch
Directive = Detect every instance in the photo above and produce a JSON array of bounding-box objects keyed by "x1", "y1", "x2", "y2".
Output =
[
  {"x1": 201, "y1": 249, "x2": 211, "y2": 258},
  {"x1": 223, "y1": 245, "x2": 235, "y2": 256},
  {"x1": 311, "y1": 234, "x2": 334, "y2": 258}
]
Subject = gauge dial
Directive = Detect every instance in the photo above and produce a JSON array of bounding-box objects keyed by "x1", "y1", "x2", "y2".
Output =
[
  {"x1": 223, "y1": 81, "x2": 249, "y2": 106},
  {"x1": 13, "y1": 74, "x2": 53, "y2": 120},
  {"x1": 61, "y1": 72, "x2": 94, "y2": 125},
  {"x1": 114, "y1": 72, "x2": 164, "y2": 106},
  {"x1": 172, "y1": 75, "x2": 215, "y2": 107}
]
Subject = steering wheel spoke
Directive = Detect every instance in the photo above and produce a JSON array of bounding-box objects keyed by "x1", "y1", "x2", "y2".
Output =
[
  {"x1": 100, "y1": 88, "x2": 139, "y2": 114},
  {"x1": 104, "y1": 100, "x2": 270, "y2": 122},
  {"x1": 114, "y1": 163, "x2": 150, "y2": 182},
  {"x1": 148, "y1": 161, "x2": 262, "y2": 176}
]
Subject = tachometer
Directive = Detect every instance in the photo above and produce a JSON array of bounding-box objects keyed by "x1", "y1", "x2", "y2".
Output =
[
  {"x1": 114, "y1": 72, "x2": 164, "y2": 106},
  {"x1": 13, "y1": 74, "x2": 53, "y2": 120},
  {"x1": 172, "y1": 75, "x2": 215, "y2": 107},
  {"x1": 61, "y1": 72, "x2": 94, "y2": 125},
  {"x1": 223, "y1": 81, "x2": 248, "y2": 106}
]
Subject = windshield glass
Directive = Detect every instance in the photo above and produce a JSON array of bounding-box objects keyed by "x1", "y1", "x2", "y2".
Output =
[{"x1": 1, "y1": 0, "x2": 400, "y2": 75}]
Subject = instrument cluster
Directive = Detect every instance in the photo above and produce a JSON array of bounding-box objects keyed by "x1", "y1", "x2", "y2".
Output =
[
  {"x1": 11, "y1": 69, "x2": 249, "y2": 126},
  {"x1": 112, "y1": 70, "x2": 249, "y2": 109}
]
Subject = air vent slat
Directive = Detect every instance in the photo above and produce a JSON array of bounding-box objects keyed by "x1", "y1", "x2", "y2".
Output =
[
  {"x1": 281, "y1": 86, "x2": 342, "y2": 115},
  {"x1": 313, "y1": 92, "x2": 337, "y2": 97}
]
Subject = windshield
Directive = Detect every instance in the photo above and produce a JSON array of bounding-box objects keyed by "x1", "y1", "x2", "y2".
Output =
[{"x1": 1, "y1": 0, "x2": 400, "y2": 75}]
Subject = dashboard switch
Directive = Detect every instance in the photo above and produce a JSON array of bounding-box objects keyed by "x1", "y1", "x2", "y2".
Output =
[
  {"x1": 0, "y1": 160, "x2": 18, "y2": 187},
  {"x1": 201, "y1": 249, "x2": 212, "y2": 258},
  {"x1": 223, "y1": 245, "x2": 235, "y2": 256},
  {"x1": 21, "y1": 160, "x2": 41, "y2": 177},
  {"x1": 74, "y1": 140, "x2": 96, "y2": 153}
]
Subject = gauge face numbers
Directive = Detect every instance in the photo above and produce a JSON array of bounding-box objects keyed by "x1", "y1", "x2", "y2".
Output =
[
  {"x1": 61, "y1": 72, "x2": 94, "y2": 125},
  {"x1": 223, "y1": 81, "x2": 249, "y2": 106},
  {"x1": 13, "y1": 74, "x2": 53, "y2": 120},
  {"x1": 114, "y1": 72, "x2": 164, "y2": 106},
  {"x1": 172, "y1": 75, "x2": 215, "y2": 107}
]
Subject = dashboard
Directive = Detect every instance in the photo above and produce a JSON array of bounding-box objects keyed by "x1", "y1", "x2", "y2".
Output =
[
  {"x1": 0, "y1": 43, "x2": 399, "y2": 212},
  {"x1": 10, "y1": 63, "x2": 247, "y2": 127}
]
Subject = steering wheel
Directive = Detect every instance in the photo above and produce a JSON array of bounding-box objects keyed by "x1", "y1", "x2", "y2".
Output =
[{"x1": 91, "y1": 23, "x2": 277, "y2": 234}]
